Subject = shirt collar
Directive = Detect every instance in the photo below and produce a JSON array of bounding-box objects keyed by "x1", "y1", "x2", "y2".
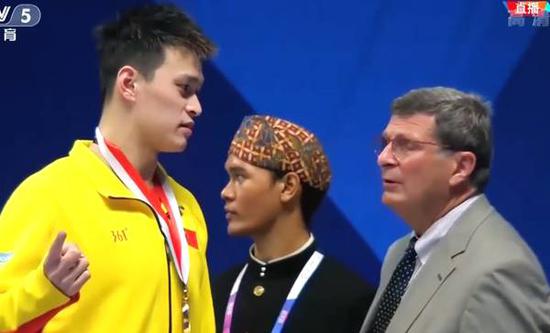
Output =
[
  {"x1": 414, "y1": 195, "x2": 481, "y2": 266},
  {"x1": 246, "y1": 234, "x2": 317, "y2": 279},
  {"x1": 249, "y1": 234, "x2": 315, "y2": 265},
  {"x1": 69, "y1": 140, "x2": 186, "y2": 203}
]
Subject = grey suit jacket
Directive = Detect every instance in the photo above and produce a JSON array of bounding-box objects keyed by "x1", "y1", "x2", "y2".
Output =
[{"x1": 360, "y1": 195, "x2": 550, "y2": 333}]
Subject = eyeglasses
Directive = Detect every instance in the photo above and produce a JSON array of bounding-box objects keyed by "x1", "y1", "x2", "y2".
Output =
[{"x1": 374, "y1": 135, "x2": 450, "y2": 162}]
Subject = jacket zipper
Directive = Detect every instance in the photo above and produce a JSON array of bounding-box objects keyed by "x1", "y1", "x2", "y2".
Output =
[{"x1": 109, "y1": 196, "x2": 173, "y2": 333}]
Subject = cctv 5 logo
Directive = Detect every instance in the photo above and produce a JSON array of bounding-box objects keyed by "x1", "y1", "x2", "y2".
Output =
[{"x1": 0, "y1": 4, "x2": 41, "y2": 27}]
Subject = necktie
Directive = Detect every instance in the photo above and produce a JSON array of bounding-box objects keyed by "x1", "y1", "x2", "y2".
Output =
[{"x1": 368, "y1": 237, "x2": 418, "y2": 333}]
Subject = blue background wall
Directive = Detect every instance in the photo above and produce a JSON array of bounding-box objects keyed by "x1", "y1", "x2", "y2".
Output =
[{"x1": 0, "y1": 0, "x2": 548, "y2": 286}]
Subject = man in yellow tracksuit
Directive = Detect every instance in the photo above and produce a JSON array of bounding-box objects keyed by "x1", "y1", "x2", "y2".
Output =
[{"x1": 0, "y1": 4, "x2": 216, "y2": 332}]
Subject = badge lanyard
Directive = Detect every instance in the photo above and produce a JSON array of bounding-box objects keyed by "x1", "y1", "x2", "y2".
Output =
[{"x1": 223, "y1": 251, "x2": 324, "y2": 333}]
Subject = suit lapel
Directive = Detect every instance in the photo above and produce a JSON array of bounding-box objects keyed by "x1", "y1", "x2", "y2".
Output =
[
  {"x1": 387, "y1": 195, "x2": 495, "y2": 332},
  {"x1": 386, "y1": 239, "x2": 457, "y2": 332}
]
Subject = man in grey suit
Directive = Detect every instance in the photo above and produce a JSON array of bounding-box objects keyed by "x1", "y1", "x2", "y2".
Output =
[{"x1": 360, "y1": 87, "x2": 550, "y2": 333}]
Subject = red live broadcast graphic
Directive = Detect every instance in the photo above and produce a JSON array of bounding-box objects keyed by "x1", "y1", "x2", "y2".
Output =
[{"x1": 506, "y1": 1, "x2": 550, "y2": 17}]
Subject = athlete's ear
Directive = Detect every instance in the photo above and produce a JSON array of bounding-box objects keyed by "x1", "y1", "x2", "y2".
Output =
[{"x1": 115, "y1": 65, "x2": 140, "y2": 103}]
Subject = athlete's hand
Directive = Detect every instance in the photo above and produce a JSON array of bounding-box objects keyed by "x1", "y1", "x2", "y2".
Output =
[{"x1": 43, "y1": 232, "x2": 91, "y2": 297}]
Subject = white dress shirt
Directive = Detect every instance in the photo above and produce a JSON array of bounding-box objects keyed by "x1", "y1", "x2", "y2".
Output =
[{"x1": 410, "y1": 195, "x2": 481, "y2": 282}]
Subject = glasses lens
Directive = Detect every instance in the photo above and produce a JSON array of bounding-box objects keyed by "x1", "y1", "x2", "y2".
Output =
[
  {"x1": 375, "y1": 136, "x2": 388, "y2": 156},
  {"x1": 392, "y1": 136, "x2": 409, "y2": 160}
]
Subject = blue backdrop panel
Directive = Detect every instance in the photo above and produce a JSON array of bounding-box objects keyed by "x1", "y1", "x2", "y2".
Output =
[{"x1": 489, "y1": 30, "x2": 550, "y2": 271}]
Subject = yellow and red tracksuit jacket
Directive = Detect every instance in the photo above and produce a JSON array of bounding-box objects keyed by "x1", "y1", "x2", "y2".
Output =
[{"x1": 0, "y1": 140, "x2": 215, "y2": 332}]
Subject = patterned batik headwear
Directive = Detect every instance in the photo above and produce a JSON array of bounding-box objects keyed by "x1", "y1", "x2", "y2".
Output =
[{"x1": 228, "y1": 115, "x2": 332, "y2": 191}]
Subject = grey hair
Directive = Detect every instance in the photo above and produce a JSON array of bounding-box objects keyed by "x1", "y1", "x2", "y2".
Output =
[{"x1": 391, "y1": 87, "x2": 493, "y2": 192}]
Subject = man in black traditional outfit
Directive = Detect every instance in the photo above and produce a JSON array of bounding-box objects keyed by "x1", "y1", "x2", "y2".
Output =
[{"x1": 214, "y1": 115, "x2": 375, "y2": 333}]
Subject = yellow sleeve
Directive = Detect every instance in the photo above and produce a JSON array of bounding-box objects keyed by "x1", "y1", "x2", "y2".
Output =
[{"x1": 0, "y1": 174, "x2": 70, "y2": 331}]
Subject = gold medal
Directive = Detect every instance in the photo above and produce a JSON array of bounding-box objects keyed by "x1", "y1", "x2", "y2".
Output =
[
  {"x1": 253, "y1": 285, "x2": 265, "y2": 297},
  {"x1": 183, "y1": 285, "x2": 191, "y2": 333}
]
